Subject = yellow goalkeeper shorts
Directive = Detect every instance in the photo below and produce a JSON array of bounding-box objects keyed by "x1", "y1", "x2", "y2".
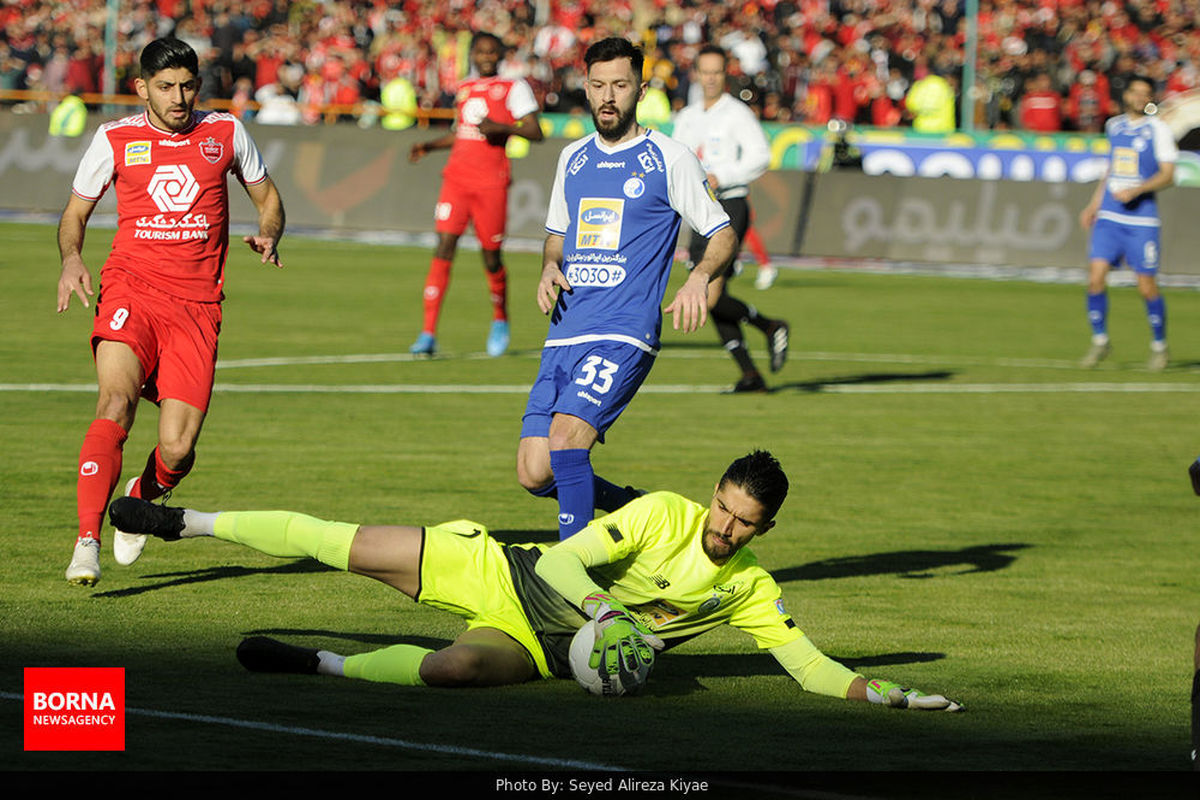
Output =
[{"x1": 417, "y1": 520, "x2": 553, "y2": 679}]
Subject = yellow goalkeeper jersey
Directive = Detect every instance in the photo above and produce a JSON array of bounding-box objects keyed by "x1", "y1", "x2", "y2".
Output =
[{"x1": 551, "y1": 491, "x2": 802, "y2": 650}]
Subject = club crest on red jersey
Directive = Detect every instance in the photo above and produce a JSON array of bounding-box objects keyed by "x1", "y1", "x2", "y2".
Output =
[{"x1": 199, "y1": 137, "x2": 224, "y2": 164}]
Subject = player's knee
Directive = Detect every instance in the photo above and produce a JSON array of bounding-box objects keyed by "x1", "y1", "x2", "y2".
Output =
[
  {"x1": 419, "y1": 647, "x2": 489, "y2": 687},
  {"x1": 516, "y1": 461, "x2": 553, "y2": 493},
  {"x1": 95, "y1": 391, "x2": 138, "y2": 428}
]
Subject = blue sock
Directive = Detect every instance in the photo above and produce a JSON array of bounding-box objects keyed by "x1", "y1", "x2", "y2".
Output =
[
  {"x1": 1145, "y1": 296, "x2": 1166, "y2": 343},
  {"x1": 549, "y1": 448, "x2": 594, "y2": 540},
  {"x1": 525, "y1": 475, "x2": 635, "y2": 513},
  {"x1": 1086, "y1": 292, "x2": 1108, "y2": 338}
]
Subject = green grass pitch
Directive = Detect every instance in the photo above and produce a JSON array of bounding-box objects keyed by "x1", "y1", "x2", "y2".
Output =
[{"x1": 3, "y1": 220, "x2": 1199, "y2": 783}]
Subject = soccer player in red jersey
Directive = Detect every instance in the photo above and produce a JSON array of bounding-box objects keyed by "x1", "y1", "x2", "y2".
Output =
[
  {"x1": 56, "y1": 38, "x2": 286, "y2": 586},
  {"x1": 407, "y1": 32, "x2": 543, "y2": 357}
]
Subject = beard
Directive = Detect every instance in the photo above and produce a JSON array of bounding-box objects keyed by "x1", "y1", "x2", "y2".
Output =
[
  {"x1": 147, "y1": 96, "x2": 194, "y2": 132},
  {"x1": 591, "y1": 99, "x2": 638, "y2": 141},
  {"x1": 701, "y1": 527, "x2": 737, "y2": 562}
]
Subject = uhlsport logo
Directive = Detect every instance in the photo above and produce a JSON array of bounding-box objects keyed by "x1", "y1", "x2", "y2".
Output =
[
  {"x1": 24, "y1": 667, "x2": 125, "y2": 751},
  {"x1": 147, "y1": 164, "x2": 200, "y2": 212}
]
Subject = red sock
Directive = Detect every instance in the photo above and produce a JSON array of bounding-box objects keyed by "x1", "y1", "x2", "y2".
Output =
[
  {"x1": 743, "y1": 225, "x2": 770, "y2": 266},
  {"x1": 136, "y1": 447, "x2": 194, "y2": 501},
  {"x1": 76, "y1": 419, "x2": 128, "y2": 543},
  {"x1": 486, "y1": 262, "x2": 508, "y2": 321},
  {"x1": 421, "y1": 257, "x2": 453, "y2": 335}
]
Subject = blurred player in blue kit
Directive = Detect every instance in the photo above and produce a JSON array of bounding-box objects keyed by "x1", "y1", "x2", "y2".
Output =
[
  {"x1": 1078, "y1": 76, "x2": 1177, "y2": 371},
  {"x1": 514, "y1": 37, "x2": 738, "y2": 540}
]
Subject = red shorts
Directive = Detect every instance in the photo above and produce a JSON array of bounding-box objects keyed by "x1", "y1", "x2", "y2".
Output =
[
  {"x1": 91, "y1": 272, "x2": 222, "y2": 412},
  {"x1": 434, "y1": 174, "x2": 508, "y2": 249}
]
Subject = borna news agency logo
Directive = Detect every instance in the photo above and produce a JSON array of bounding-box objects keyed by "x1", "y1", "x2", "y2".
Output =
[
  {"x1": 24, "y1": 667, "x2": 125, "y2": 751},
  {"x1": 147, "y1": 164, "x2": 200, "y2": 213}
]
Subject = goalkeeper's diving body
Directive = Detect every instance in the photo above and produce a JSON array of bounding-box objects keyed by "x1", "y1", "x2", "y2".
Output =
[{"x1": 108, "y1": 450, "x2": 962, "y2": 709}]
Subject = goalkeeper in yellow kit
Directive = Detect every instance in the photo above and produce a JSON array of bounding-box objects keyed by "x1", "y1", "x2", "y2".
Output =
[{"x1": 108, "y1": 451, "x2": 961, "y2": 710}]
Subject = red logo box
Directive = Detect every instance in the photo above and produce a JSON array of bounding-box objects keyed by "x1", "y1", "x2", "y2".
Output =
[{"x1": 24, "y1": 667, "x2": 125, "y2": 751}]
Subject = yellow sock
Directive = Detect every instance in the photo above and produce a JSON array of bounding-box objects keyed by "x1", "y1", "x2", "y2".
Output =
[
  {"x1": 343, "y1": 644, "x2": 432, "y2": 686},
  {"x1": 212, "y1": 511, "x2": 356, "y2": 571}
]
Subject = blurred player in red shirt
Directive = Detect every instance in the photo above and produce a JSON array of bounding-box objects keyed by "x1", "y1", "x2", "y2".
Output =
[
  {"x1": 408, "y1": 33, "x2": 544, "y2": 357},
  {"x1": 56, "y1": 38, "x2": 285, "y2": 587}
]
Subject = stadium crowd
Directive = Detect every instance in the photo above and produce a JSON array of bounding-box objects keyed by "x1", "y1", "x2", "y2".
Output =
[{"x1": 2, "y1": 0, "x2": 1200, "y2": 132}]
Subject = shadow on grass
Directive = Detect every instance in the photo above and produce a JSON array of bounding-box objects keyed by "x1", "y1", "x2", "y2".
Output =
[
  {"x1": 92, "y1": 559, "x2": 337, "y2": 599},
  {"x1": 241, "y1": 627, "x2": 452, "y2": 651},
  {"x1": 771, "y1": 369, "x2": 956, "y2": 393},
  {"x1": 772, "y1": 543, "x2": 1031, "y2": 583},
  {"x1": 648, "y1": 650, "x2": 946, "y2": 694}
]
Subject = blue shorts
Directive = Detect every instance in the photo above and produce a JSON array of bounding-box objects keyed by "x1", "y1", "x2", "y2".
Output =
[
  {"x1": 1088, "y1": 218, "x2": 1161, "y2": 273},
  {"x1": 520, "y1": 340, "x2": 656, "y2": 442}
]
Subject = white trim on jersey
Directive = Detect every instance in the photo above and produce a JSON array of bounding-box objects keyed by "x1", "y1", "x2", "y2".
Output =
[
  {"x1": 1096, "y1": 210, "x2": 1163, "y2": 227},
  {"x1": 543, "y1": 332, "x2": 660, "y2": 355}
]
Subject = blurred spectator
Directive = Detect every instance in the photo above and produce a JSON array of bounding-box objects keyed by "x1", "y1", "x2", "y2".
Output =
[
  {"x1": 3, "y1": 0, "x2": 1199, "y2": 132},
  {"x1": 1019, "y1": 71, "x2": 1062, "y2": 132},
  {"x1": 905, "y1": 68, "x2": 956, "y2": 132},
  {"x1": 1066, "y1": 69, "x2": 1112, "y2": 133}
]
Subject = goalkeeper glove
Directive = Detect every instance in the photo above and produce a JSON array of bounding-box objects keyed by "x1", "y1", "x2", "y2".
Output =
[
  {"x1": 582, "y1": 591, "x2": 664, "y2": 676},
  {"x1": 866, "y1": 678, "x2": 963, "y2": 712}
]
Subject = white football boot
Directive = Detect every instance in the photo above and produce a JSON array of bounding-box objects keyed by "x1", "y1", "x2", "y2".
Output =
[{"x1": 66, "y1": 538, "x2": 101, "y2": 586}]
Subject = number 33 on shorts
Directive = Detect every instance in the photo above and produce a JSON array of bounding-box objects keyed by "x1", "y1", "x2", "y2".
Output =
[{"x1": 575, "y1": 356, "x2": 619, "y2": 394}]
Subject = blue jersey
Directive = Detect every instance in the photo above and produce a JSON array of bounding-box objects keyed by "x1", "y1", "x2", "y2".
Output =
[
  {"x1": 544, "y1": 130, "x2": 730, "y2": 353},
  {"x1": 1097, "y1": 114, "x2": 1178, "y2": 228}
]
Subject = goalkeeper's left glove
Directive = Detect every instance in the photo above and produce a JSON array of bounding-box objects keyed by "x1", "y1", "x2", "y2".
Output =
[
  {"x1": 866, "y1": 678, "x2": 964, "y2": 712},
  {"x1": 582, "y1": 591, "x2": 664, "y2": 676}
]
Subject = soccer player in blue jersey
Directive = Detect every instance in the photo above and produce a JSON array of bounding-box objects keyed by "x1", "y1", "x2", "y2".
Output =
[
  {"x1": 1079, "y1": 76, "x2": 1177, "y2": 371},
  {"x1": 515, "y1": 37, "x2": 738, "y2": 540}
]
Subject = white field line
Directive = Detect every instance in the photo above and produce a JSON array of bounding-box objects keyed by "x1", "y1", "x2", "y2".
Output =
[
  {"x1": 4, "y1": 382, "x2": 1199, "y2": 396},
  {"x1": 0, "y1": 690, "x2": 617, "y2": 770},
  {"x1": 208, "y1": 349, "x2": 1084, "y2": 371}
]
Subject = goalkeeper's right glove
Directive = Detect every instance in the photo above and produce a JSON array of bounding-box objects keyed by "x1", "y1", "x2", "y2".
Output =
[
  {"x1": 866, "y1": 678, "x2": 964, "y2": 712},
  {"x1": 582, "y1": 591, "x2": 664, "y2": 676}
]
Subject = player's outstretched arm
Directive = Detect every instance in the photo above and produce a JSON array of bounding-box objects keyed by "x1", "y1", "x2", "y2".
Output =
[
  {"x1": 664, "y1": 226, "x2": 736, "y2": 332},
  {"x1": 860, "y1": 677, "x2": 963, "y2": 711},
  {"x1": 408, "y1": 132, "x2": 456, "y2": 162},
  {"x1": 771, "y1": 636, "x2": 963, "y2": 711},
  {"x1": 56, "y1": 194, "x2": 97, "y2": 312},
  {"x1": 537, "y1": 234, "x2": 570, "y2": 314},
  {"x1": 243, "y1": 177, "x2": 285, "y2": 267},
  {"x1": 479, "y1": 112, "x2": 545, "y2": 143}
]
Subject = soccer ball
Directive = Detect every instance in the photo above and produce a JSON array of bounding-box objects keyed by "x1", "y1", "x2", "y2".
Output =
[{"x1": 568, "y1": 620, "x2": 652, "y2": 697}]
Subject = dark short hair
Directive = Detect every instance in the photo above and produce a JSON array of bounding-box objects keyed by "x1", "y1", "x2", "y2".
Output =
[
  {"x1": 697, "y1": 44, "x2": 728, "y2": 64},
  {"x1": 472, "y1": 32, "x2": 503, "y2": 52},
  {"x1": 584, "y1": 36, "x2": 644, "y2": 78},
  {"x1": 719, "y1": 450, "x2": 789, "y2": 520},
  {"x1": 140, "y1": 37, "x2": 198, "y2": 78},
  {"x1": 1128, "y1": 74, "x2": 1155, "y2": 94}
]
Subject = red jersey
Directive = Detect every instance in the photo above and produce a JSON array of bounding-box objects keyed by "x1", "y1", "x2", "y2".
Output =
[
  {"x1": 442, "y1": 76, "x2": 538, "y2": 189},
  {"x1": 71, "y1": 110, "x2": 268, "y2": 303}
]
